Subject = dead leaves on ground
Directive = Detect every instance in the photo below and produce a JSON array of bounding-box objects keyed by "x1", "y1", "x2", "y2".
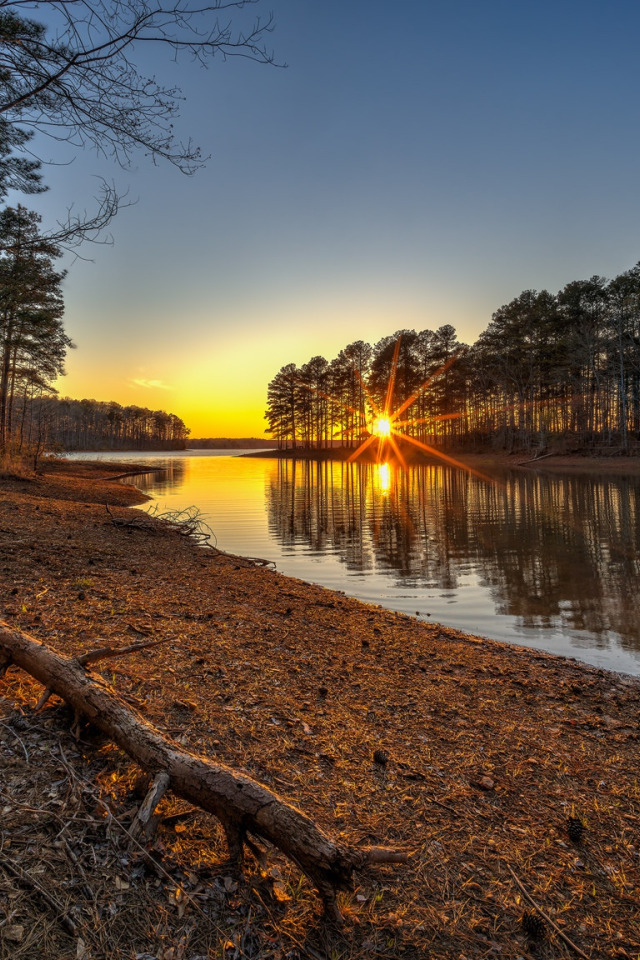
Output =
[{"x1": 1, "y1": 467, "x2": 639, "y2": 959}]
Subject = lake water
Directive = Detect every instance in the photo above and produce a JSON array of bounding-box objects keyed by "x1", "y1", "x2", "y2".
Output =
[{"x1": 68, "y1": 450, "x2": 640, "y2": 676}]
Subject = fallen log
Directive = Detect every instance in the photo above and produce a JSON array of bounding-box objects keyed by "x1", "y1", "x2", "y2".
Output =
[
  {"x1": 0, "y1": 623, "x2": 409, "y2": 920},
  {"x1": 517, "y1": 451, "x2": 556, "y2": 465}
]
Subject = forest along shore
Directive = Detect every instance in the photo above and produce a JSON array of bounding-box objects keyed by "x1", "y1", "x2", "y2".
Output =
[{"x1": 0, "y1": 458, "x2": 639, "y2": 959}]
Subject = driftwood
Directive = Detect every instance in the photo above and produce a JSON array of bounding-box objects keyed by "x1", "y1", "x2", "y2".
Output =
[
  {"x1": 517, "y1": 451, "x2": 556, "y2": 465},
  {"x1": 105, "y1": 503, "x2": 276, "y2": 568},
  {"x1": 0, "y1": 623, "x2": 408, "y2": 921}
]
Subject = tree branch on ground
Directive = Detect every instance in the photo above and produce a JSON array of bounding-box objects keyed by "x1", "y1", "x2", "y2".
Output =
[{"x1": 0, "y1": 623, "x2": 410, "y2": 922}]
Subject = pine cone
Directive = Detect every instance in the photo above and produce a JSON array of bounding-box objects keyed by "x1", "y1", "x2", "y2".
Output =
[
  {"x1": 521, "y1": 911, "x2": 546, "y2": 940},
  {"x1": 568, "y1": 815, "x2": 585, "y2": 843}
]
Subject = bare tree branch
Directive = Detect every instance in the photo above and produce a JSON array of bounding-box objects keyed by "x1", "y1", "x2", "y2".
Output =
[{"x1": 0, "y1": 0, "x2": 281, "y2": 174}]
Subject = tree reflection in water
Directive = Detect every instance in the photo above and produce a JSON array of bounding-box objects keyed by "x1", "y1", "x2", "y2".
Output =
[
  {"x1": 266, "y1": 459, "x2": 640, "y2": 655},
  {"x1": 125, "y1": 459, "x2": 187, "y2": 493}
]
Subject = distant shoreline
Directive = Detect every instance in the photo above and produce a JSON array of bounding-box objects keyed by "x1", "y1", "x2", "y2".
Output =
[
  {"x1": 241, "y1": 446, "x2": 640, "y2": 475},
  {"x1": 187, "y1": 438, "x2": 279, "y2": 450}
]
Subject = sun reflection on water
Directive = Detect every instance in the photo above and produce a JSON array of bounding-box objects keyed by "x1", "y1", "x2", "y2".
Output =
[{"x1": 376, "y1": 461, "x2": 392, "y2": 495}]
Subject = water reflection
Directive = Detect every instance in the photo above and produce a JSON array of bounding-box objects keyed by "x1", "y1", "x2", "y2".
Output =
[
  {"x1": 86, "y1": 450, "x2": 640, "y2": 672},
  {"x1": 128, "y1": 459, "x2": 187, "y2": 491},
  {"x1": 266, "y1": 460, "x2": 640, "y2": 656}
]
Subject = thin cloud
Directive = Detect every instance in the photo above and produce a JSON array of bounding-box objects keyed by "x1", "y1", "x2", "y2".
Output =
[{"x1": 130, "y1": 378, "x2": 174, "y2": 391}]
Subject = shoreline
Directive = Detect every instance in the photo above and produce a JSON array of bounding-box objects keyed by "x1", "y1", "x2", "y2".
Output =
[
  {"x1": 58, "y1": 452, "x2": 640, "y2": 678},
  {"x1": 243, "y1": 445, "x2": 640, "y2": 475},
  {"x1": 58, "y1": 445, "x2": 640, "y2": 476},
  {"x1": 1, "y1": 459, "x2": 639, "y2": 957}
]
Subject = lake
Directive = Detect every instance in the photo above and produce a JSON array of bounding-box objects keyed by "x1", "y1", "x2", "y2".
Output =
[{"x1": 67, "y1": 450, "x2": 640, "y2": 676}]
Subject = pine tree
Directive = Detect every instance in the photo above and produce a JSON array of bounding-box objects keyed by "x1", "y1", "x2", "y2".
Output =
[{"x1": 0, "y1": 205, "x2": 68, "y2": 450}]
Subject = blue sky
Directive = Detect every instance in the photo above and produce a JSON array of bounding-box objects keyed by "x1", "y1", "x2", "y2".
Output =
[{"x1": 24, "y1": 0, "x2": 640, "y2": 436}]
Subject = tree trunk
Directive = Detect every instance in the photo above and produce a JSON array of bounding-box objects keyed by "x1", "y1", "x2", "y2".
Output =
[{"x1": 0, "y1": 623, "x2": 407, "y2": 920}]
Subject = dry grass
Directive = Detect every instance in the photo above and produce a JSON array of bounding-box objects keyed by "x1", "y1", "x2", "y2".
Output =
[
  {"x1": 0, "y1": 449, "x2": 33, "y2": 481},
  {"x1": 1, "y1": 460, "x2": 639, "y2": 959}
]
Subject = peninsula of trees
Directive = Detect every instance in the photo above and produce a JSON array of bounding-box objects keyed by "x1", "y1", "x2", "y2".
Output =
[{"x1": 265, "y1": 264, "x2": 640, "y2": 455}]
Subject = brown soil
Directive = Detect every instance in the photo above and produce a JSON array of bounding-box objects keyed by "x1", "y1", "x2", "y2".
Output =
[{"x1": 1, "y1": 459, "x2": 639, "y2": 959}]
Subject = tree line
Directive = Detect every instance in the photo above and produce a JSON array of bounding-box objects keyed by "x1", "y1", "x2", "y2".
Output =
[
  {"x1": 264, "y1": 265, "x2": 640, "y2": 455},
  {"x1": 24, "y1": 397, "x2": 189, "y2": 453}
]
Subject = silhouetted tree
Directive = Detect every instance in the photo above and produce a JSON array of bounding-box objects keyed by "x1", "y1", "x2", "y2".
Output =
[
  {"x1": 330, "y1": 341, "x2": 372, "y2": 447},
  {"x1": 265, "y1": 363, "x2": 300, "y2": 449},
  {"x1": 606, "y1": 265, "x2": 640, "y2": 449},
  {"x1": 0, "y1": 120, "x2": 44, "y2": 201},
  {"x1": 0, "y1": 205, "x2": 68, "y2": 449},
  {"x1": 369, "y1": 330, "x2": 419, "y2": 416}
]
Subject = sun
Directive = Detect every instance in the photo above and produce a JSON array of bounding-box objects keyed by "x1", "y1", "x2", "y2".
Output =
[
  {"x1": 296, "y1": 332, "x2": 492, "y2": 481},
  {"x1": 339, "y1": 335, "x2": 493, "y2": 482},
  {"x1": 372, "y1": 417, "x2": 391, "y2": 437}
]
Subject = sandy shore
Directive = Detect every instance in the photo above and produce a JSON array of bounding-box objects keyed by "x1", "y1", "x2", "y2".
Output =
[{"x1": 0, "y1": 459, "x2": 638, "y2": 959}]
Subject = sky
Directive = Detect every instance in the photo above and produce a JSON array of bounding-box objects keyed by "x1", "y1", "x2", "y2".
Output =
[{"x1": 20, "y1": 0, "x2": 640, "y2": 437}]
